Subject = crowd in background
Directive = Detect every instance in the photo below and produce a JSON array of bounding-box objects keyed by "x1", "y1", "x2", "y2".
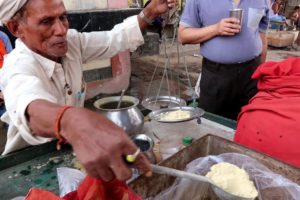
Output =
[
  {"x1": 270, "y1": 0, "x2": 300, "y2": 28},
  {"x1": 0, "y1": 27, "x2": 13, "y2": 118}
]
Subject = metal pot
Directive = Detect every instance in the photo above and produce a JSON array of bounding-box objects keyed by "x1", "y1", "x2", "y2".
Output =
[{"x1": 93, "y1": 96, "x2": 144, "y2": 137}]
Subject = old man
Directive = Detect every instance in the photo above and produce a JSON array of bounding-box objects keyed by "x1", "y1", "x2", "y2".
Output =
[{"x1": 0, "y1": 0, "x2": 175, "y2": 181}]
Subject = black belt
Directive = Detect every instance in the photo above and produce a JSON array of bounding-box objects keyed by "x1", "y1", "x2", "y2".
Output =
[{"x1": 203, "y1": 56, "x2": 261, "y2": 68}]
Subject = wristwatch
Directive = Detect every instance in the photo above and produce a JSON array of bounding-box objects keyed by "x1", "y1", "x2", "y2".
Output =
[{"x1": 139, "y1": 10, "x2": 154, "y2": 25}]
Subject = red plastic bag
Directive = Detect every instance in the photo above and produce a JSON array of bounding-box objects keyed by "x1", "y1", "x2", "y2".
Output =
[
  {"x1": 25, "y1": 176, "x2": 142, "y2": 200},
  {"x1": 25, "y1": 188, "x2": 64, "y2": 200}
]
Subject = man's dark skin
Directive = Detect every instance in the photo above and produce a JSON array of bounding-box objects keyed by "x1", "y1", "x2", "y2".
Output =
[{"x1": 5, "y1": 0, "x2": 176, "y2": 181}]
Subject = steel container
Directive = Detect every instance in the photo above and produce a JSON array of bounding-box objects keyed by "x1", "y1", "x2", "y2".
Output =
[
  {"x1": 230, "y1": 8, "x2": 243, "y2": 24},
  {"x1": 94, "y1": 96, "x2": 144, "y2": 137}
]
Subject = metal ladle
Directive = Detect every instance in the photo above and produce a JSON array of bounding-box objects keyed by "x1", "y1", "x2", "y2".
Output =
[{"x1": 151, "y1": 164, "x2": 256, "y2": 200}]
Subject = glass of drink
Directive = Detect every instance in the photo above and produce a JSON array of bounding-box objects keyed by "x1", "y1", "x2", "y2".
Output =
[{"x1": 229, "y1": 8, "x2": 243, "y2": 24}]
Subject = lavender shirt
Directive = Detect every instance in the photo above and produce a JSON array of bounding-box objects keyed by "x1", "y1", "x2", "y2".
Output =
[{"x1": 180, "y1": 0, "x2": 270, "y2": 64}]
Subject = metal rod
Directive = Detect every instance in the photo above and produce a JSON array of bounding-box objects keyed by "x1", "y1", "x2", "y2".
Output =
[{"x1": 117, "y1": 89, "x2": 125, "y2": 109}]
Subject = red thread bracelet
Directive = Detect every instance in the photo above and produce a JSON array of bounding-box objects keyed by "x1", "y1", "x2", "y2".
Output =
[{"x1": 54, "y1": 106, "x2": 73, "y2": 150}]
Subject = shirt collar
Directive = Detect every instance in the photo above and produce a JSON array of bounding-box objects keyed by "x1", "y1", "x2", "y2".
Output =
[{"x1": 15, "y1": 39, "x2": 63, "y2": 78}]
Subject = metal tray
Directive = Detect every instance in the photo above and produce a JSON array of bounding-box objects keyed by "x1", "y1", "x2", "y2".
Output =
[
  {"x1": 149, "y1": 106, "x2": 205, "y2": 123},
  {"x1": 129, "y1": 134, "x2": 300, "y2": 199},
  {"x1": 141, "y1": 96, "x2": 186, "y2": 111}
]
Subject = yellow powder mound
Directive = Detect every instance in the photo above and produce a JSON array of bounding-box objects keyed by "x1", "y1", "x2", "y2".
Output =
[
  {"x1": 158, "y1": 110, "x2": 191, "y2": 121},
  {"x1": 206, "y1": 162, "x2": 258, "y2": 198}
]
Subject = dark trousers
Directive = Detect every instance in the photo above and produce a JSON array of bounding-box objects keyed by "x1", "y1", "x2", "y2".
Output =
[{"x1": 199, "y1": 56, "x2": 261, "y2": 120}]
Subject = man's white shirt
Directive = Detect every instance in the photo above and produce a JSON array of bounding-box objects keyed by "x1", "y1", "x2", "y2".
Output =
[{"x1": 0, "y1": 16, "x2": 144, "y2": 155}]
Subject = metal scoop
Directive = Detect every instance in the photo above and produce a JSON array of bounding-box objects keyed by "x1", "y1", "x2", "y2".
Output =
[{"x1": 151, "y1": 164, "x2": 256, "y2": 200}]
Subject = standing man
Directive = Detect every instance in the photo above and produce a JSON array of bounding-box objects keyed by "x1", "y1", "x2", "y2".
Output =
[
  {"x1": 0, "y1": 0, "x2": 175, "y2": 182},
  {"x1": 178, "y1": 0, "x2": 269, "y2": 120},
  {"x1": 271, "y1": 0, "x2": 283, "y2": 15},
  {"x1": 288, "y1": 6, "x2": 299, "y2": 28}
]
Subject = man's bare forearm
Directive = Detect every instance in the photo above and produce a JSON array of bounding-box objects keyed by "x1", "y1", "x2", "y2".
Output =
[
  {"x1": 26, "y1": 100, "x2": 63, "y2": 138},
  {"x1": 178, "y1": 25, "x2": 218, "y2": 44},
  {"x1": 137, "y1": 5, "x2": 158, "y2": 31},
  {"x1": 178, "y1": 18, "x2": 241, "y2": 45}
]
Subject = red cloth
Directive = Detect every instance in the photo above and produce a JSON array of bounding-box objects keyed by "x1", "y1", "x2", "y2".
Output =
[
  {"x1": 234, "y1": 57, "x2": 300, "y2": 168},
  {"x1": 25, "y1": 176, "x2": 142, "y2": 200},
  {"x1": 0, "y1": 39, "x2": 7, "y2": 68}
]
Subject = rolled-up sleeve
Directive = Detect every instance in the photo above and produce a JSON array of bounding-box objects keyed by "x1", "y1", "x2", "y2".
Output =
[
  {"x1": 180, "y1": 0, "x2": 202, "y2": 28},
  {"x1": 259, "y1": 3, "x2": 270, "y2": 33},
  {"x1": 2, "y1": 67, "x2": 57, "y2": 147},
  {"x1": 74, "y1": 16, "x2": 144, "y2": 64}
]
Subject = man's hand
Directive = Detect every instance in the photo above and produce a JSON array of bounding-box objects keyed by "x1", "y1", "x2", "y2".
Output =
[
  {"x1": 149, "y1": 0, "x2": 177, "y2": 16},
  {"x1": 216, "y1": 18, "x2": 241, "y2": 36},
  {"x1": 60, "y1": 108, "x2": 152, "y2": 181},
  {"x1": 139, "y1": 0, "x2": 176, "y2": 29}
]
